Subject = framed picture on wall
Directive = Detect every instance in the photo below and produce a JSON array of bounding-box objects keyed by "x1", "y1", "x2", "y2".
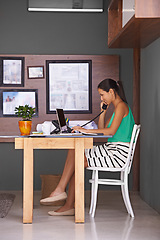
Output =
[
  {"x1": 0, "y1": 57, "x2": 25, "y2": 87},
  {"x1": 46, "y1": 60, "x2": 92, "y2": 114},
  {"x1": 0, "y1": 89, "x2": 38, "y2": 117},
  {"x1": 27, "y1": 66, "x2": 44, "y2": 79}
]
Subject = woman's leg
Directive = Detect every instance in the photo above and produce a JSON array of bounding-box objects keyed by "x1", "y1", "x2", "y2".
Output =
[
  {"x1": 50, "y1": 149, "x2": 75, "y2": 197},
  {"x1": 55, "y1": 173, "x2": 75, "y2": 212},
  {"x1": 54, "y1": 155, "x2": 88, "y2": 213}
]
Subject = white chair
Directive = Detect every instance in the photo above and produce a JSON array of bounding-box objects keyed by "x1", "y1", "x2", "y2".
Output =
[{"x1": 87, "y1": 124, "x2": 140, "y2": 218}]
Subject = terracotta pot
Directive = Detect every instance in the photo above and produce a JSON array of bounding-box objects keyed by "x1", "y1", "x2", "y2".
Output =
[{"x1": 18, "y1": 121, "x2": 32, "y2": 136}]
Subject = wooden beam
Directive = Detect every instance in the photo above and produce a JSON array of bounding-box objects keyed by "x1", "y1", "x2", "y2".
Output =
[{"x1": 133, "y1": 48, "x2": 140, "y2": 191}]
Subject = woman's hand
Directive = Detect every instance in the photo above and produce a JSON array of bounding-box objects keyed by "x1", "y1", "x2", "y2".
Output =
[
  {"x1": 100, "y1": 102, "x2": 108, "y2": 111},
  {"x1": 72, "y1": 126, "x2": 87, "y2": 133}
]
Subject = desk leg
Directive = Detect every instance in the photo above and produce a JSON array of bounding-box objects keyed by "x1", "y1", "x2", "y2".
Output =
[
  {"x1": 23, "y1": 138, "x2": 33, "y2": 224},
  {"x1": 75, "y1": 138, "x2": 84, "y2": 223}
]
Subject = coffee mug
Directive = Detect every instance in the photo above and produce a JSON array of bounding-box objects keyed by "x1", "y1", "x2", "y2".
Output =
[
  {"x1": 41, "y1": 121, "x2": 52, "y2": 135},
  {"x1": 36, "y1": 124, "x2": 42, "y2": 132}
]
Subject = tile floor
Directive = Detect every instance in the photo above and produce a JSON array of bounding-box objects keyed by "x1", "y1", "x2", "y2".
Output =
[{"x1": 0, "y1": 191, "x2": 160, "y2": 240}]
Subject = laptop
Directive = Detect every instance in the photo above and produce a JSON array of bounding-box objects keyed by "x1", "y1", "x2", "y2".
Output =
[
  {"x1": 56, "y1": 108, "x2": 103, "y2": 136},
  {"x1": 56, "y1": 109, "x2": 72, "y2": 133}
]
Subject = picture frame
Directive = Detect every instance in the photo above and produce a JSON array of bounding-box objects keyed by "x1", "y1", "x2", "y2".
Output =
[
  {"x1": 0, "y1": 89, "x2": 38, "y2": 117},
  {"x1": 27, "y1": 66, "x2": 44, "y2": 79},
  {"x1": 46, "y1": 60, "x2": 92, "y2": 114},
  {"x1": 0, "y1": 57, "x2": 24, "y2": 87}
]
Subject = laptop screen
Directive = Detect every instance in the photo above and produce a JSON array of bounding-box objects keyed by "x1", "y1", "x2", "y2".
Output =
[{"x1": 56, "y1": 109, "x2": 68, "y2": 132}]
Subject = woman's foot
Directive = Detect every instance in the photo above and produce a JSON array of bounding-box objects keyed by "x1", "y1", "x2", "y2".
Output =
[
  {"x1": 48, "y1": 208, "x2": 75, "y2": 216},
  {"x1": 54, "y1": 204, "x2": 74, "y2": 213},
  {"x1": 48, "y1": 204, "x2": 75, "y2": 216},
  {"x1": 40, "y1": 192, "x2": 67, "y2": 205},
  {"x1": 49, "y1": 188, "x2": 64, "y2": 198}
]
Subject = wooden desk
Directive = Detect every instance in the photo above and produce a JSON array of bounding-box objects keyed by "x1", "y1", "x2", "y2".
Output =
[
  {"x1": 14, "y1": 134, "x2": 111, "y2": 224},
  {"x1": 15, "y1": 135, "x2": 93, "y2": 224}
]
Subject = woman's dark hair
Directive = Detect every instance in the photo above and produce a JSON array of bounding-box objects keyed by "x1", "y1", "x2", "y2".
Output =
[{"x1": 98, "y1": 78, "x2": 127, "y2": 103}]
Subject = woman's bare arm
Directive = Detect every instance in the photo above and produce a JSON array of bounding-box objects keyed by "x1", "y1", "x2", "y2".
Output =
[{"x1": 72, "y1": 102, "x2": 126, "y2": 135}]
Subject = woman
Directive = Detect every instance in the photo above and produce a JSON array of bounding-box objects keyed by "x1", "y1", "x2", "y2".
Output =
[{"x1": 40, "y1": 78, "x2": 135, "y2": 216}]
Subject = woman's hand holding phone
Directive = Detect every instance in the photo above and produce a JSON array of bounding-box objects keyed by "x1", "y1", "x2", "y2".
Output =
[
  {"x1": 102, "y1": 103, "x2": 108, "y2": 110},
  {"x1": 101, "y1": 102, "x2": 108, "y2": 111}
]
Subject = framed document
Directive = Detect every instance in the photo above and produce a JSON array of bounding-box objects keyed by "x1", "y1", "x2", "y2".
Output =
[
  {"x1": 27, "y1": 66, "x2": 44, "y2": 79},
  {"x1": 46, "y1": 60, "x2": 92, "y2": 114},
  {"x1": 0, "y1": 89, "x2": 38, "y2": 117},
  {"x1": 0, "y1": 57, "x2": 24, "y2": 87}
]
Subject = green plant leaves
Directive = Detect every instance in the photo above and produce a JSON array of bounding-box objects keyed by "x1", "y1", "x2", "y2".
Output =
[{"x1": 14, "y1": 104, "x2": 36, "y2": 121}]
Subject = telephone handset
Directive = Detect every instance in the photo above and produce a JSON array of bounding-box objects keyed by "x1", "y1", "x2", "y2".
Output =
[{"x1": 102, "y1": 103, "x2": 108, "y2": 110}]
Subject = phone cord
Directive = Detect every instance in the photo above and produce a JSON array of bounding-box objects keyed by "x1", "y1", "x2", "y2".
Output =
[{"x1": 80, "y1": 110, "x2": 104, "y2": 127}]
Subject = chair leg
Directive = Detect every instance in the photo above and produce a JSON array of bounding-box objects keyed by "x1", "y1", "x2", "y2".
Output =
[
  {"x1": 91, "y1": 170, "x2": 98, "y2": 218},
  {"x1": 123, "y1": 171, "x2": 134, "y2": 218},
  {"x1": 121, "y1": 172, "x2": 131, "y2": 215},
  {"x1": 121, "y1": 185, "x2": 131, "y2": 215},
  {"x1": 89, "y1": 170, "x2": 95, "y2": 214}
]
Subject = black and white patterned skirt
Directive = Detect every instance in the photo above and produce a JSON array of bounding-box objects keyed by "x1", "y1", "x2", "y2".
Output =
[{"x1": 85, "y1": 142, "x2": 130, "y2": 168}]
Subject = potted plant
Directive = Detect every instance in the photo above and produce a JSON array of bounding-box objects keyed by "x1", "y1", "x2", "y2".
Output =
[{"x1": 15, "y1": 104, "x2": 36, "y2": 135}]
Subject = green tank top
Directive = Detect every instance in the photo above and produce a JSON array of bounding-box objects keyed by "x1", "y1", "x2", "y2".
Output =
[{"x1": 107, "y1": 106, "x2": 135, "y2": 142}]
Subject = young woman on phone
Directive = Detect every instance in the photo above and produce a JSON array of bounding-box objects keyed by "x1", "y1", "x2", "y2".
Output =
[{"x1": 40, "y1": 78, "x2": 135, "y2": 216}]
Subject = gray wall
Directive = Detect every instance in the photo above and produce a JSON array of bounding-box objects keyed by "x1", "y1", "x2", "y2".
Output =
[
  {"x1": 140, "y1": 37, "x2": 160, "y2": 213},
  {"x1": 0, "y1": 0, "x2": 133, "y2": 190}
]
